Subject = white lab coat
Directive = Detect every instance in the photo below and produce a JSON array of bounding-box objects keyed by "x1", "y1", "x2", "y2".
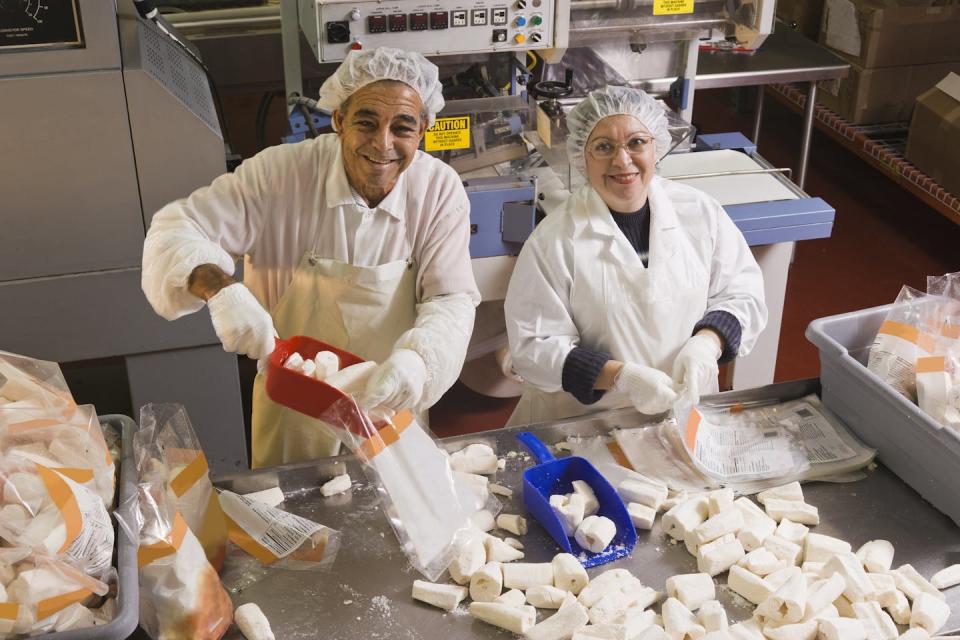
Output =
[
  {"x1": 504, "y1": 175, "x2": 767, "y2": 424},
  {"x1": 142, "y1": 135, "x2": 480, "y2": 460}
]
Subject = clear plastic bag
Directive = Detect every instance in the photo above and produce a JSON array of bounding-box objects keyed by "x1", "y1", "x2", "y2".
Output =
[
  {"x1": 927, "y1": 270, "x2": 960, "y2": 301},
  {"x1": 0, "y1": 352, "x2": 75, "y2": 415},
  {"x1": 867, "y1": 286, "x2": 960, "y2": 401},
  {"x1": 0, "y1": 548, "x2": 109, "y2": 637},
  {"x1": 137, "y1": 404, "x2": 228, "y2": 571},
  {"x1": 132, "y1": 416, "x2": 233, "y2": 640},
  {"x1": 219, "y1": 489, "x2": 341, "y2": 571},
  {"x1": 0, "y1": 456, "x2": 115, "y2": 579},
  {"x1": 917, "y1": 338, "x2": 960, "y2": 432},
  {"x1": 315, "y1": 395, "x2": 480, "y2": 581},
  {"x1": 0, "y1": 404, "x2": 115, "y2": 508}
]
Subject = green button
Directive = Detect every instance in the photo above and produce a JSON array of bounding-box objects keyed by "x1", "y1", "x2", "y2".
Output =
[{"x1": 531, "y1": 15, "x2": 542, "y2": 25}]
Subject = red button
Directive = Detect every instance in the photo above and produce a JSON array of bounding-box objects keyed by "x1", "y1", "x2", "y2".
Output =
[{"x1": 351, "y1": 41, "x2": 362, "y2": 50}]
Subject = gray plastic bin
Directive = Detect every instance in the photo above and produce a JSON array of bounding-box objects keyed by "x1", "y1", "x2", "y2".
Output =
[
  {"x1": 807, "y1": 305, "x2": 960, "y2": 526},
  {"x1": 43, "y1": 414, "x2": 139, "y2": 640}
]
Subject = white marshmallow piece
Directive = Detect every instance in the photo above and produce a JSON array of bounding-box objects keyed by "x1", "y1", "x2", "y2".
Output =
[
  {"x1": 698, "y1": 534, "x2": 745, "y2": 577},
  {"x1": 757, "y1": 482, "x2": 804, "y2": 505},
  {"x1": 776, "y1": 520, "x2": 810, "y2": 546},
  {"x1": 735, "y1": 498, "x2": 778, "y2": 552},
  {"x1": 449, "y1": 536, "x2": 487, "y2": 585},
  {"x1": 890, "y1": 565, "x2": 945, "y2": 602},
  {"x1": 662, "y1": 597, "x2": 706, "y2": 640},
  {"x1": 763, "y1": 620, "x2": 818, "y2": 640},
  {"x1": 740, "y1": 549, "x2": 785, "y2": 577},
  {"x1": 470, "y1": 562, "x2": 503, "y2": 602},
  {"x1": 855, "y1": 541, "x2": 894, "y2": 574},
  {"x1": 471, "y1": 509, "x2": 496, "y2": 532},
  {"x1": 578, "y1": 569, "x2": 641, "y2": 608},
  {"x1": 572, "y1": 480, "x2": 601, "y2": 516},
  {"x1": 764, "y1": 500, "x2": 820, "y2": 526},
  {"x1": 825, "y1": 553, "x2": 876, "y2": 603},
  {"x1": 629, "y1": 503, "x2": 657, "y2": 530},
  {"x1": 896, "y1": 630, "x2": 929, "y2": 640},
  {"x1": 693, "y1": 510, "x2": 745, "y2": 546},
  {"x1": 283, "y1": 352, "x2": 304, "y2": 370},
  {"x1": 707, "y1": 489, "x2": 735, "y2": 518},
  {"x1": 242, "y1": 487, "x2": 285, "y2": 508},
  {"x1": 819, "y1": 618, "x2": 866, "y2": 640},
  {"x1": 489, "y1": 483, "x2": 513, "y2": 498},
  {"x1": 697, "y1": 600, "x2": 728, "y2": 632},
  {"x1": 320, "y1": 473, "x2": 351, "y2": 497},
  {"x1": 469, "y1": 602, "x2": 537, "y2": 634},
  {"x1": 867, "y1": 574, "x2": 898, "y2": 608},
  {"x1": 805, "y1": 534, "x2": 852, "y2": 565},
  {"x1": 527, "y1": 584, "x2": 570, "y2": 609},
  {"x1": 504, "y1": 537, "x2": 524, "y2": 550},
  {"x1": 484, "y1": 535, "x2": 524, "y2": 563},
  {"x1": 553, "y1": 553, "x2": 590, "y2": 595},
  {"x1": 620, "y1": 479, "x2": 669, "y2": 511},
  {"x1": 663, "y1": 496, "x2": 710, "y2": 542},
  {"x1": 552, "y1": 493, "x2": 586, "y2": 537},
  {"x1": 930, "y1": 564, "x2": 960, "y2": 590},
  {"x1": 234, "y1": 603, "x2": 275, "y2": 640},
  {"x1": 526, "y1": 597, "x2": 591, "y2": 640},
  {"x1": 909, "y1": 593, "x2": 950, "y2": 635},
  {"x1": 449, "y1": 443, "x2": 499, "y2": 475},
  {"x1": 496, "y1": 514, "x2": 528, "y2": 536},
  {"x1": 852, "y1": 601, "x2": 898, "y2": 640},
  {"x1": 806, "y1": 574, "x2": 848, "y2": 621},
  {"x1": 574, "y1": 624, "x2": 630, "y2": 640},
  {"x1": 764, "y1": 535, "x2": 803, "y2": 567},
  {"x1": 575, "y1": 516, "x2": 617, "y2": 554},
  {"x1": 495, "y1": 589, "x2": 527, "y2": 607},
  {"x1": 666, "y1": 574, "x2": 716, "y2": 611},
  {"x1": 884, "y1": 590, "x2": 911, "y2": 625},
  {"x1": 313, "y1": 351, "x2": 340, "y2": 380},
  {"x1": 757, "y1": 570, "x2": 807, "y2": 624},
  {"x1": 502, "y1": 562, "x2": 555, "y2": 590},
  {"x1": 727, "y1": 565, "x2": 773, "y2": 605},
  {"x1": 729, "y1": 619, "x2": 765, "y2": 640}
]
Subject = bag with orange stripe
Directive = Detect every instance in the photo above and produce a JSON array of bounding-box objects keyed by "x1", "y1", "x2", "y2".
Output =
[
  {"x1": 916, "y1": 341, "x2": 960, "y2": 431},
  {"x1": 134, "y1": 405, "x2": 234, "y2": 640},
  {"x1": 0, "y1": 548, "x2": 112, "y2": 636},
  {"x1": 137, "y1": 404, "x2": 228, "y2": 571},
  {"x1": 868, "y1": 286, "x2": 960, "y2": 402},
  {"x1": 0, "y1": 353, "x2": 116, "y2": 508}
]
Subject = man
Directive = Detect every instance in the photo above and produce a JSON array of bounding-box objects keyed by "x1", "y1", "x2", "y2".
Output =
[{"x1": 142, "y1": 47, "x2": 479, "y2": 467}]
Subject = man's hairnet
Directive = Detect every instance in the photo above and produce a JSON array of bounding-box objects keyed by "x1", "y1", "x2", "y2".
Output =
[
  {"x1": 566, "y1": 85, "x2": 672, "y2": 175},
  {"x1": 318, "y1": 47, "x2": 445, "y2": 128}
]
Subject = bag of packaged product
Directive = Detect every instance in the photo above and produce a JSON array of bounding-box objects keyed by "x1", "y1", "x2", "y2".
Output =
[
  {"x1": 0, "y1": 549, "x2": 111, "y2": 637},
  {"x1": 916, "y1": 337, "x2": 960, "y2": 432},
  {"x1": 137, "y1": 404, "x2": 228, "y2": 571},
  {"x1": 0, "y1": 352, "x2": 75, "y2": 417},
  {"x1": 867, "y1": 286, "x2": 960, "y2": 401},
  {"x1": 0, "y1": 456, "x2": 114, "y2": 579},
  {"x1": 133, "y1": 417, "x2": 233, "y2": 640},
  {"x1": 219, "y1": 489, "x2": 340, "y2": 571}
]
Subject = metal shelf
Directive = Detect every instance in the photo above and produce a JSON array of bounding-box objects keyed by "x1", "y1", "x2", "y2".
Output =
[{"x1": 769, "y1": 82, "x2": 960, "y2": 226}]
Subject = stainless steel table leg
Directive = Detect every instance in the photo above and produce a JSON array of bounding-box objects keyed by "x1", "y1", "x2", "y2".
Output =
[
  {"x1": 797, "y1": 81, "x2": 817, "y2": 189},
  {"x1": 752, "y1": 85, "x2": 764, "y2": 145}
]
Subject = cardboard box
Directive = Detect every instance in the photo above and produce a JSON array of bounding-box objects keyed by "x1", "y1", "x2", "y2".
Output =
[
  {"x1": 777, "y1": 0, "x2": 826, "y2": 41},
  {"x1": 818, "y1": 60, "x2": 960, "y2": 123},
  {"x1": 820, "y1": 0, "x2": 960, "y2": 68},
  {"x1": 906, "y1": 72, "x2": 960, "y2": 195}
]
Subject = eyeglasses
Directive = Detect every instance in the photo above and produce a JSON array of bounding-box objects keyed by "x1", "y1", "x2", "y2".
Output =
[{"x1": 586, "y1": 135, "x2": 654, "y2": 159}]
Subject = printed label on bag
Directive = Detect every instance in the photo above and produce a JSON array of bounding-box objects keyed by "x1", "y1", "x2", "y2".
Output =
[
  {"x1": 868, "y1": 321, "x2": 935, "y2": 400},
  {"x1": 684, "y1": 408, "x2": 797, "y2": 478},
  {"x1": 220, "y1": 490, "x2": 323, "y2": 561},
  {"x1": 779, "y1": 402, "x2": 856, "y2": 464}
]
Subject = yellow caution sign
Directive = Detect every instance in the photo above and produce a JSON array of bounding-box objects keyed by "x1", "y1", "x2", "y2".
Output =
[
  {"x1": 653, "y1": 0, "x2": 693, "y2": 14},
  {"x1": 425, "y1": 116, "x2": 471, "y2": 152}
]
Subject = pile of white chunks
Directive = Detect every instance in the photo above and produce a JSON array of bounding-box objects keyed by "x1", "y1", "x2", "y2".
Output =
[{"x1": 411, "y1": 478, "x2": 959, "y2": 640}]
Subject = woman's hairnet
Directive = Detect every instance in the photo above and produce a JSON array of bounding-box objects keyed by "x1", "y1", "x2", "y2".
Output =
[
  {"x1": 565, "y1": 85, "x2": 672, "y2": 174},
  {"x1": 318, "y1": 47, "x2": 445, "y2": 128}
]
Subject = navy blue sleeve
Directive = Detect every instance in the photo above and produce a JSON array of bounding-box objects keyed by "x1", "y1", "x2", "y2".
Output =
[
  {"x1": 693, "y1": 310, "x2": 742, "y2": 364},
  {"x1": 562, "y1": 347, "x2": 611, "y2": 405}
]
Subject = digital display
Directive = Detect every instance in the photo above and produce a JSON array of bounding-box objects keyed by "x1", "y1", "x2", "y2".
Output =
[
  {"x1": 409, "y1": 12, "x2": 428, "y2": 30},
  {"x1": 367, "y1": 14, "x2": 386, "y2": 33},
  {"x1": 0, "y1": 0, "x2": 83, "y2": 51}
]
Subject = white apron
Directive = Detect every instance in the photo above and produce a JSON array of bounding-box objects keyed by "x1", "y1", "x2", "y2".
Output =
[
  {"x1": 251, "y1": 251, "x2": 417, "y2": 468},
  {"x1": 507, "y1": 185, "x2": 717, "y2": 426}
]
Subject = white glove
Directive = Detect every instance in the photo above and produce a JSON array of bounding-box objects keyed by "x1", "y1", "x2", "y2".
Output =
[
  {"x1": 614, "y1": 363, "x2": 678, "y2": 414},
  {"x1": 359, "y1": 349, "x2": 428, "y2": 413},
  {"x1": 206, "y1": 283, "x2": 277, "y2": 361},
  {"x1": 672, "y1": 333, "x2": 722, "y2": 405}
]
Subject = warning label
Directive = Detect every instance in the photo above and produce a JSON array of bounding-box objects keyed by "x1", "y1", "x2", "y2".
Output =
[
  {"x1": 425, "y1": 117, "x2": 471, "y2": 152},
  {"x1": 653, "y1": 0, "x2": 694, "y2": 14}
]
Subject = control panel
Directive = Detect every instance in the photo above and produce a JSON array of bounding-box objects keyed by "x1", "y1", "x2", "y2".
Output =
[{"x1": 299, "y1": 0, "x2": 565, "y2": 62}]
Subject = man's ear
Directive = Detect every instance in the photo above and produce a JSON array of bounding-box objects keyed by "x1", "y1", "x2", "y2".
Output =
[{"x1": 332, "y1": 109, "x2": 344, "y2": 134}]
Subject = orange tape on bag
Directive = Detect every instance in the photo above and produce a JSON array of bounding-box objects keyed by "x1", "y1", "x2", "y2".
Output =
[
  {"x1": 357, "y1": 410, "x2": 415, "y2": 460},
  {"x1": 137, "y1": 512, "x2": 189, "y2": 568},
  {"x1": 684, "y1": 408, "x2": 702, "y2": 451},
  {"x1": 225, "y1": 516, "x2": 279, "y2": 565},
  {"x1": 36, "y1": 588, "x2": 92, "y2": 621},
  {"x1": 878, "y1": 321, "x2": 936, "y2": 353},
  {"x1": 170, "y1": 452, "x2": 210, "y2": 497},
  {"x1": 606, "y1": 442, "x2": 635, "y2": 470},
  {"x1": 35, "y1": 466, "x2": 82, "y2": 554},
  {"x1": 917, "y1": 356, "x2": 947, "y2": 374},
  {"x1": 0, "y1": 602, "x2": 19, "y2": 622}
]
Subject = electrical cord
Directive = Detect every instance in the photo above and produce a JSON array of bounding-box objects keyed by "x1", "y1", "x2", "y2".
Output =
[{"x1": 132, "y1": 0, "x2": 236, "y2": 157}]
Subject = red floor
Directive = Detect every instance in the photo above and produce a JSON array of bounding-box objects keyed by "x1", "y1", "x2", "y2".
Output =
[{"x1": 429, "y1": 88, "x2": 960, "y2": 437}]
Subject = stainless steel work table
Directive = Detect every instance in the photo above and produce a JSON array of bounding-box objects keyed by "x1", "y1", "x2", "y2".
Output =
[{"x1": 213, "y1": 381, "x2": 959, "y2": 639}]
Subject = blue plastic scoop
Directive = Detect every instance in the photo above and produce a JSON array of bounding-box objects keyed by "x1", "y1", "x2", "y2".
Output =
[{"x1": 516, "y1": 431, "x2": 637, "y2": 567}]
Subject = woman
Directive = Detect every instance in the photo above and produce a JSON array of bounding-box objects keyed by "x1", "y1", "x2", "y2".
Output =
[{"x1": 504, "y1": 86, "x2": 767, "y2": 425}]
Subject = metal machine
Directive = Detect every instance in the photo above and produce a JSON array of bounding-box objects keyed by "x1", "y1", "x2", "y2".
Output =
[{"x1": 0, "y1": 0, "x2": 247, "y2": 472}]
